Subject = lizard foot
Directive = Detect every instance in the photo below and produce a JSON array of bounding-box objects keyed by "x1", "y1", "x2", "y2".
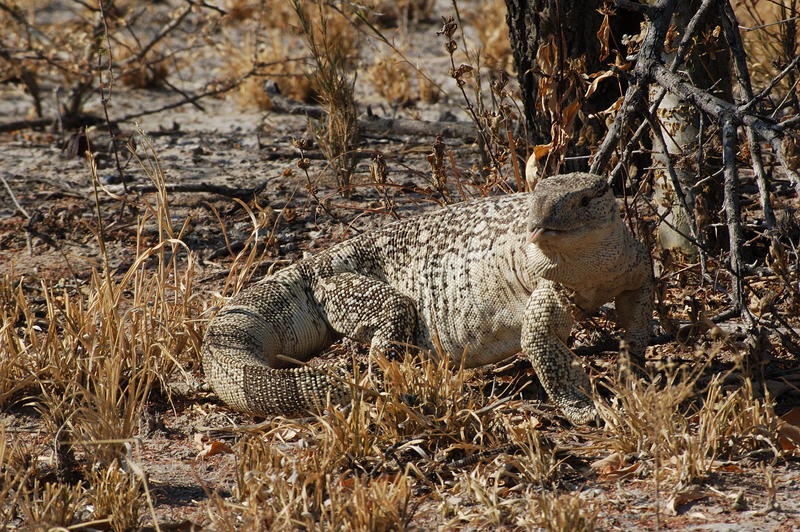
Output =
[{"x1": 556, "y1": 395, "x2": 599, "y2": 425}]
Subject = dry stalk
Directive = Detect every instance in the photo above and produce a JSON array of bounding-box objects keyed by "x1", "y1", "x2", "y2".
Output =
[{"x1": 291, "y1": 0, "x2": 360, "y2": 197}]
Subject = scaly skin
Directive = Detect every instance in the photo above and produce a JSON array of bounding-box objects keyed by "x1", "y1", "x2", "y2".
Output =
[{"x1": 201, "y1": 173, "x2": 653, "y2": 424}]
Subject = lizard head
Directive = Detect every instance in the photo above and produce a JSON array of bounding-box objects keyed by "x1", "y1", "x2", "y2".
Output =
[{"x1": 526, "y1": 172, "x2": 617, "y2": 250}]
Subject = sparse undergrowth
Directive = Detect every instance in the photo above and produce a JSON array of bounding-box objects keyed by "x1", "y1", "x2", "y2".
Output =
[{"x1": 1, "y1": 0, "x2": 799, "y2": 530}]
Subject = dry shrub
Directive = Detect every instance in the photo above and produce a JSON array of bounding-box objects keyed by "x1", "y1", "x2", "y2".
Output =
[
  {"x1": 369, "y1": 53, "x2": 413, "y2": 106},
  {"x1": 222, "y1": 0, "x2": 260, "y2": 23},
  {"x1": 0, "y1": 2, "x2": 98, "y2": 116},
  {"x1": 370, "y1": 351, "x2": 494, "y2": 446},
  {"x1": 367, "y1": 0, "x2": 437, "y2": 27},
  {"x1": 735, "y1": 0, "x2": 799, "y2": 87},
  {"x1": 223, "y1": 0, "x2": 295, "y2": 29},
  {"x1": 441, "y1": 454, "x2": 592, "y2": 529},
  {"x1": 293, "y1": 0, "x2": 360, "y2": 194},
  {"x1": 0, "y1": 133, "x2": 203, "y2": 483},
  {"x1": 86, "y1": 460, "x2": 143, "y2": 532},
  {"x1": 418, "y1": 70, "x2": 441, "y2": 104},
  {"x1": 0, "y1": 277, "x2": 40, "y2": 408},
  {"x1": 0, "y1": 1, "x2": 244, "y2": 123},
  {"x1": 16, "y1": 479, "x2": 87, "y2": 530},
  {"x1": 597, "y1": 351, "x2": 784, "y2": 486},
  {"x1": 0, "y1": 131, "x2": 274, "y2": 530},
  {"x1": 0, "y1": 427, "x2": 29, "y2": 529},
  {"x1": 468, "y1": 0, "x2": 514, "y2": 72},
  {"x1": 218, "y1": 31, "x2": 315, "y2": 108},
  {"x1": 216, "y1": 430, "x2": 414, "y2": 531},
  {"x1": 527, "y1": 492, "x2": 598, "y2": 532},
  {"x1": 368, "y1": 50, "x2": 440, "y2": 106},
  {"x1": 114, "y1": 37, "x2": 170, "y2": 89},
  {"x1": 208, "y1": 346, "x2": 518, "y2": 529}
]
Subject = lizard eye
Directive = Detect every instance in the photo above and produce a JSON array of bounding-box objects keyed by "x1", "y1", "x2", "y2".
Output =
[{"x1": 580, "y1": 196, "x2": 590, "y2": 207}]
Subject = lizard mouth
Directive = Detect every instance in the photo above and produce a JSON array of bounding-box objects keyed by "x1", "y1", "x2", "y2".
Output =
[{"x1": 528, "y1": 226, "x2": 566, "y2": 243}]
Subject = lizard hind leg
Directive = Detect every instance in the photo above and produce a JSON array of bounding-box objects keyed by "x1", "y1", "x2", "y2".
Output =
[{"x1": 314, "y1": 272, "x2": 417, "y2": 359}]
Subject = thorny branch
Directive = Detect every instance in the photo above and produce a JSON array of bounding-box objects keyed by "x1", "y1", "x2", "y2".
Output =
[
  {"x1": 591, "y1": 0, "x2": 678, "y2": 175},
  {"x1": 591, "y1": 0, "x2": 800, "y2": 341},
  {"x1": 721, "y1": 117, "x2": 753, "y2": 328},
  {"x1": 719, "y1": 1, "x2": 777, "y2": 230}
]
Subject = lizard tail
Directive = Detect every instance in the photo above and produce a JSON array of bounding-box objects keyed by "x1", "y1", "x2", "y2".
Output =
[
  {"x1": 201, "y1": 274, "x2": 350, "y2": 417},
  {"x1": 203, "y1": 340, "x2": 351, "y2": 416}
]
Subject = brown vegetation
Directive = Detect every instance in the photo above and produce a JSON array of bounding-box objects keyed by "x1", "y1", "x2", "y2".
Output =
[{"x1": 0, "y1": 0, "x2": 799, "y2": 529}]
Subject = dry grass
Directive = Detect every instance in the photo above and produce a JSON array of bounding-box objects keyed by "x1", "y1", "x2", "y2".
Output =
[
  {"x1": 468, "y1": 0, "x2": 514, "y2": 72},
  {"x1": 735, "y1": 0, "x2": 799, "y2": 87},
  {"x1": 369, "y1": 53, "x2": 415, "y2": 106},
  {"x1": 2, "y1": 2, "x2": 799, "y2": 530},
  {"x1": 0, "y1": 133, "x2": 256, "y2": 528},
  {"x1": 596, "y1": 352, "x2": 785, "y2": 488}
]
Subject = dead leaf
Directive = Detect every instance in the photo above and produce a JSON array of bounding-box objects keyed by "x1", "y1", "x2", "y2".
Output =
[
  {"x1": 590, "y1": 452, "x2": 625, "y2": 472},
  {"x1": 714, "y1": 463, "x2": 744, "y2": 474},
  {"x1": 590, "y1": 452, "x2": 642, "y2": 481},
  {"x1": 533, "y1": 143, "x2": 552, "y2": 162},
  {"x1": 562, "y1": 100, "x2": 581, "y2": 128},
  {"x1": 604, "y1": 462, "x2": 641, "y2": 481},
  {"x1": 598, "y1": 96, "x2": 624, "y2": 117},
  {"x1": 778, "y1": 407, "x2": 800, "y2": 451},
  {"x1": 667, "y1": 489, "x2": 708, "y2": 515},
  {"x1": 197, "y1": 440, "x2": 233, "y2": 459},
  {"x1": 585, "y1": 70, "x2": 616, "y2": 99},
  {"x1": 596, "y1": 13, "x2": 612, "y2": 61}
]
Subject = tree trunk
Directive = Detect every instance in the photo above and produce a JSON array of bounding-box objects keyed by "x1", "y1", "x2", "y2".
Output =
[
  {"x1": 651, "y1": 0, "x2": 732, "y2": 254},
  {"x1": 505, "y1": 0, "x2": 641, "y2": 174}
]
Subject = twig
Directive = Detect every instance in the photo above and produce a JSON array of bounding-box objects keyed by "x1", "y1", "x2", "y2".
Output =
[
  {"x1": 719, "y1": 1, "x2": 777, "y2": 229},
  {"x1": 120, "y1": 2, "x2": 193, "y2": 67},
  {"x1": 605, "y1": 0, "x2": 718, "y2": 182},
  {"x1": 125, "y1": 181, "x2": 269, "y2": 198},
  {"x1": 265, "y1": 83, "x2": 478, "y2": 139},
  {"x1": 645, "y1": 111, "x2": 707, "y2": 265},
  {"x1": 0, "y1": 1, "x2": 53, "y2": 44},
  {"x1": 776, "y1": 114, "x2": 800, "y2": 130},
  {"x1": 721, "y1": 117, "x2": 754, "y2": 328},
  {"x1": 98, "y1": 0, "x2": 127, "y2": 191},
  {"x1": 738, "y1": 54, "x2": 800, "y2": 115},
  {"x1": 591, "y1": 0, "x2": 678, "y2": 174},
  {"x1": 0, "y1": 114, "x2": 104, "y2": 133},
  {"x1": 739, "y1": 15, "x2": 800, "y2": 31},
  {"x1": 118, "y1": 74, "x2": 253, "y2": 123},
  {"x1": 651, "y1": 64, "x2": 800, "y2": 197},
  {"x1": 0, "y1": 174, "x2": 30, "y2": 219}
]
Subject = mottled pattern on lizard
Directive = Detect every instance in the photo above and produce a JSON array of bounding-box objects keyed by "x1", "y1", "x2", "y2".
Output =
[{"x1": 202, "y1": 172, "x2": 654, "y2": 424}]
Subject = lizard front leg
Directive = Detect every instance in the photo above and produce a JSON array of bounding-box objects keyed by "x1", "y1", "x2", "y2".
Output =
[
  {"x1": 522, "y1": 280, "x2": 597, "y2": 425},
  {"x1": 615, "y1": 278, "x2": 654, "y2": 374}
]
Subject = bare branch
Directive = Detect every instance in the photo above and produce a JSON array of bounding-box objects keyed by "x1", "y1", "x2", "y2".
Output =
[
  {"x1": 645, "y1": 111, "x2": 707, "y2": 260},
  {"x1": 651, "y1": 64, "x2": 800, "y2": 197},
  {"x1": 591, "y1": 0, "x2": 679, "y2": 174},
  {"x1": 721, "y1": 118, "x2": 754, "y2": 328},
  {"x1": 719, "y1": 1, "x2": 777, "y2": 229},
  {"x1": 120, "y1": 3, "x2": 193, "y2": 67},
  {"x1": 739, "y1": 54, "x2": 800, "y2": 115},
  {"x1": 777, "y1": 114, "x2": 800, "y2": 130}
]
